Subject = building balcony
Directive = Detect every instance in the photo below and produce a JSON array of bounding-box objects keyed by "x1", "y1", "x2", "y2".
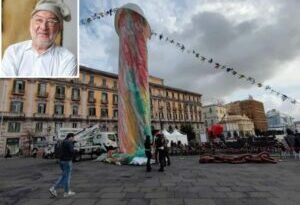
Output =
[
  {"x1": 71, "y1": 96, "x2": 81, "y2": 101},
  {"x1": 69, "y1": 114, "x2": 82, "y2": 119},
  {"x1": 53, "y1": 114, "x2": 65, "y2": 119},
  {"x1": 55, "y1": 94, "x2": 65, "y2": 100},
  {"x1": 1, "y1": 112, "x2": 25, "y2": 118},
  {"x1": 87, "y1": 115, "x2": 98, "y2": 120},
  {"x1": 36, "y1": 92, "x2": 48, "y2": 98},
  {"x1": 33, "y1": 113, "x2": 49, "y2": 118},
  {"x1": 11, "y1": 90, "x2": 25, "y2": 96},
  {"x1": 88, "y1": 98, "x2": 96, "y2": 103}
]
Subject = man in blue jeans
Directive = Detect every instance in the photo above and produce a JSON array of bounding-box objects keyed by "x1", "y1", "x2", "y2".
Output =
[{"x1": 49, "y1": 133, "x2": 75, "y2": 197}]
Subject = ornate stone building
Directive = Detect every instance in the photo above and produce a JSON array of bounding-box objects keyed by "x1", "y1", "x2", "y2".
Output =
[
  {"x1": 202, "y1": 104, "x2": 227, "y2": 128},
  {"x1": 226, "y1": 99, "x2": 268, "y2": 133},
  {"x1": 0, "y1": 66, "x2": 204, "y2": 156}
]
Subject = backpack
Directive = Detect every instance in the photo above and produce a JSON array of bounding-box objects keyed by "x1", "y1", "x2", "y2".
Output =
[{"x1": 54, "y1": 141, "x2": 63, "y2": 159}]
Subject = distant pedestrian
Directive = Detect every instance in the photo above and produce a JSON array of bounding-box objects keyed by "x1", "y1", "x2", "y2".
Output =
[
  {"x1": 5, "y1": 146, "x2": 11, "y2": 158},
  {"x1": 163, "y1": 136, "x2": 171, "y2": 166},
  {"x1": 144, "y1": 135, "x2": 152, "y2": 172},
  {"x1": 156, "y1": 134, "x2": 166, "y2": 172},
  {"x1": 49, "y1": 133, "x2": 75, "y2": 197}
]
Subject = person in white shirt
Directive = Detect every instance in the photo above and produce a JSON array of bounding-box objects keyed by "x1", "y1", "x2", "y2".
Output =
[{"x1": 0, "y1": 0, "x2": 77, "y2": 77}]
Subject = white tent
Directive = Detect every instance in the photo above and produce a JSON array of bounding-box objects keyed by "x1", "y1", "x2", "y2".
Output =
[
  {"x1": 172, "y1": 129, "x2": 188, "y2": 145},
  {"x1": 162, "y1": 129, "x2": 174, "y2": 147}
]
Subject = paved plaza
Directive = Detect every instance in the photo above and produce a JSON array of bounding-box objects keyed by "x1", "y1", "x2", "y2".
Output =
[{"x1": 0, "y1": 156, "x2": 300, "y2": 205}]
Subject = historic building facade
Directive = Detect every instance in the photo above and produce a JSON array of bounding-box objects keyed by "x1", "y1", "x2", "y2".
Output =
[
  {"x1": 202, "y1": 104, "x2": 227, "y2": 128},
  {"x1": 220, "y1": 115, "x2": 255, "y2": 138},
  {"x1": 226, "y1": 99, "x2": 268, "y2": 133},
  {"x1": 0, "y1": 66, "x2": 204, "y2": 156}
]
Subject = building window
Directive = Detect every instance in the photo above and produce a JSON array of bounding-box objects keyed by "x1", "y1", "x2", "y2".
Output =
[
  {"x1": 113, "y1": 81, "x2": 117, "y2": 89},
  {"x1": 55, "y1": 86, "x2": 65, "y2": 99},
  {"x1": 89, "y1": 107, "x2": 96, "y2": 116},
  {"x1": 159, "y1": 112, "x2": 164, "y2": 119},
  {"x1": 37, "y1": 83, "x2": 47, "y2": 97},
  {"x1": 82, "y1": 73, "x2": 86, "y2": 83},
  {"x1": 72, "y1": 123, "x2": 77, "y2": 128},
  {"x1": 113, "y1": 109, "x2": 118, "y2": 118},
  {"x1": 72, "y1": 88, "x2": 80, "y2": 100},
  {"x1": 13, "y1": 80, "x2": 25, "y2": 94},
  {"x1": 173, "y1": 112, "x2": 177, "y2": 120},
  {"x1": 113, "y1": 94, "x2": 118, "y2": 105},
  {"x1": 37, "y1": 103, "x2": 46, "y2": 114},
  {"x1": 101, "y1": 108, "x2": 108, "y2": 118},
  {"x1": 102, "y1": 78, "x2": 107, "y2": 87},
  {"x1": 10, "y1": 101, "x2": 23, "y2": 113},
  {"x1": 8, "y1": 122, "x2": 21, "y2": 132},
  {"x1": 101, "y1": 92, "x2": 108, "y2": 104},
  {"x1": 35, "y1": 122, "x2": 43, "y2": 132},
  {"x1": 55, "y1": 122, "x2": 63, "y2": 132},
  {"x1": 88, "y1": 91, "x2": 95, "y2": 103},
  {"x1": 89, "y1": 75, "x2": 94, "y2": 85},
  {"x1": 72, "y1": 105, "x2": 79, "y2": 115},
  {"x1": 54, "y1": 104, "x2": 64, "y2": 115}
]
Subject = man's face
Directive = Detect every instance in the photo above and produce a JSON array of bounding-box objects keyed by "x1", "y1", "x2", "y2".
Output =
[{"x1": 30, "y1": 11, "x2": 61, "y2": 49}]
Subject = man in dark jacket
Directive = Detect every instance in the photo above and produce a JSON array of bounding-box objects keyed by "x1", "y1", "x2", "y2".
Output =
[
  {"x1": 49, "y1": 133, "x2": 75, "y2": 197},
  {"x1": 156, "y1": 134, "x2": 166, "y2": 172},
  {"x1": 144, "y1": 135, "x2": 152, "y2": 172}
]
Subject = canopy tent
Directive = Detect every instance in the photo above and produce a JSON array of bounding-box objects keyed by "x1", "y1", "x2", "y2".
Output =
[
  {"x1": 172, "y1": 129, "x2": 188, "y2": 145},
  {"x1": 159, "y1": 129, "x2": 188, "y2": 146}
]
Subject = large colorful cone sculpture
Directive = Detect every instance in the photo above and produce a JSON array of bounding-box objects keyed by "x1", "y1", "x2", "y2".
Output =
[{"x1": 115, "y1": 3, "x2": 152, "y2": 158}]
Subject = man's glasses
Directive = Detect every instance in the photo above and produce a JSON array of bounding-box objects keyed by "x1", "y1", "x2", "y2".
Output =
[{"x1": 33, "y1": 16, "x2": 59, "y2": 27}]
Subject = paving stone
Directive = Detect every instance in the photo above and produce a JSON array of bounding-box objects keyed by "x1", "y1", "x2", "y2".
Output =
[
  {"x1": 226, "y1": 192, "x2": 248, "y2": 198},
  {"x1": 128, "y1": 199, "x2": 150, "y2": 205},
  {"x1": 71, "y1": 199, "x2": 97, "y2": 205},
  {"x1": 213, "y1": 186, "x2": 232, "y2": 192},
  {"x1": 174, "y1": 191, "x2": 199, "y2": 198},
  {"x1": 150, "y1": 198, "x2": 184, "y2": 205},
  {"x1": 145, "y1": 192, "x2": 174, "y2": 199},
  {"x1": 15, "y1": 198, "x2": 53, "y2": 205},
  {"x1": 214, "y1": 198, "x2": 247, "y2": 205},
  {"x1": 268, "y1": 198, "x2": 299, "y2": 205},
  {"x1": 125, "y1": 192, "x2": 145, "y2": 198},
  {"x1": 231, "y1": 186, "x2": 256, "y2": 192},
  {"x1": 95, "y1": 199, "x2": 128, "y2": 205},
  {"x1": 49, "y1": 199, "x2": 74, "y2": 205},
  {"x1": 248, "y1": 191, "x2": 274, "y2": 198},
  {"x1": 184, "y1": 199, "x2": 216, "y2": 205},
  {"x1": 100, "y1": 192, "x2": 126, "y2": 199},
  {"x1": 241, "y1": 198, "x2": 276, "y2": 205}
]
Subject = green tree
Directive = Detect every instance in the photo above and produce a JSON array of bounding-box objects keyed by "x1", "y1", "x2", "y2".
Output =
[{"x1": 180, "y1": 124, "x2": 196, "y2": 142}]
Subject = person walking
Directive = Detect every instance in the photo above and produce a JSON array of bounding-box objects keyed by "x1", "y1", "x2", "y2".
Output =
[
  {"x1": 49, "y1": 133, "x2": 75, "y2": 197},
  {"x1": 144, "y1": 135, "x2": 152, "y2": 172}
]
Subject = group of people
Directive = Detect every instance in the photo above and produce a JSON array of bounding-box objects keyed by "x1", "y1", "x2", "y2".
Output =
[{"x1": 144, "y1": 133, "x2": 171, "y2": 172}]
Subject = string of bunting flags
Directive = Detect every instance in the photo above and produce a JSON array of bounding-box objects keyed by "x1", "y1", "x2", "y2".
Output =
[{"x1": 80, "y1": 7, "x2": 299, "y2": 105}]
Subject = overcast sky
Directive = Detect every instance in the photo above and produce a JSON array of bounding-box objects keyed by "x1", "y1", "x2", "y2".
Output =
[{"x1": 80, "y1": 0, "x2": 300, "y2": 121}]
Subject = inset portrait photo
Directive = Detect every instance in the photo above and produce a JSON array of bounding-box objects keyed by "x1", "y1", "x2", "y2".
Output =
[{"x1": 0, "y1": 0, "x2": 79, "y2": 78}]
